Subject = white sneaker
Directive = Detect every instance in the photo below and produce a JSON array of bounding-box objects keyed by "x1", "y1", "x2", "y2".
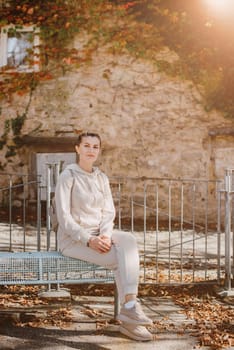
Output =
[
  {"x1": 119, "y1": 323, "x2": 153, "y2": 341},
  {"x1": 117, "y1": 301, "x2": 153, "y2": 326}
]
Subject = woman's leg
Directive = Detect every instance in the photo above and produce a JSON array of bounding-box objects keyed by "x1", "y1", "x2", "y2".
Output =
[
  {"x1": 111, "y1": 230, "x2": 139, "y2": 303},
  {"x1": 111, "y1": 231, "x2": 152, "y2": 326},
  {"x1": 61, "y1": 230, "x2": 152, "y2": 335},
  {"x1": 60, "y1": 230, "x2": 139, "y2": 304}
]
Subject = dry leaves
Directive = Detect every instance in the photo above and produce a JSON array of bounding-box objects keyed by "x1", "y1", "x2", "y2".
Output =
[
  {"x1": 0, "y1": 284, "x2": 233, "y2": 349},
  {"x1": 18, "y1": 308, "x2": 73, "y2": 328},
  {"x1": 0, "y1": 286, "x2": 73, "y2": 329},
  {"x1": 176, "y1": 296, "x2": 234, "y2": 349},
  {"x1": 81, "y1": 306, "x2": 104, "y2": 318},
  {"x1": 0, "y1": 285, "x2": 48, "y2": 308},
  {"x1": 155, "y1": 285, "x2": 234, "y2": 350},
  {"x1": 68, "y1": 280, "x2": 234, "y2": 350}
]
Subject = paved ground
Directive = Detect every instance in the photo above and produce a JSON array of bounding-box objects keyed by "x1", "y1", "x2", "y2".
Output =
[
  {"x1": 0, "y1": 293, "x2": 233, "y2": 350},
  {"x1": 0, "y1": 224, "x2": 233, "y2": 349}
]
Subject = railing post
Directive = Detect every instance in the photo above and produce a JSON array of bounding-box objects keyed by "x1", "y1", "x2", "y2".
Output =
[
  {"x1": 9, "y1": 175, "x2": 13, "y2": 252},
  {"x1": 223, "y1": 169, "x2": 234, "y2": 296},
  {"x1": 54, "y1": 163, "x2": 60, "y2": 251},
  {"x1": 118, "y1": 180, "x2": 122, "y2": 230},
  {"x1": 36, "y1": 175, "x2": 42, "y2": 251},
  {"x1": 46, "y1": 164, "x2": 52, "y2": 251},
  {"x1": 46, "y1": 162, "x2": 60, "y2": 251}
]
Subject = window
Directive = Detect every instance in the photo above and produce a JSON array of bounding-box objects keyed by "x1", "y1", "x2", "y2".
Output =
[
  {"x1": 0, "y1": 25, "x2": 40, "y2": 72},
  {"x1": 36, "y1": 153, "x2": 76, "y2": 200}
]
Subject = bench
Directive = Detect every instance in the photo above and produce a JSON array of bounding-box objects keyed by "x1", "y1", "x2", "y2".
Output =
[{"x1": 0, "y1": 251, "x2": 119, "y2": 317}]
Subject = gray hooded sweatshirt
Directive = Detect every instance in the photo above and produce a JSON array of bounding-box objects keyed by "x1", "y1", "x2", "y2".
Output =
[{"x1": 55, "y1": 163, "x2": 115, "y2": 250}]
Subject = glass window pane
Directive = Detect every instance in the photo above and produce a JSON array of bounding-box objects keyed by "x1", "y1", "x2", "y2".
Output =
[{"x1": 7, "y1": 32, "x2": 32, "y2": 69}]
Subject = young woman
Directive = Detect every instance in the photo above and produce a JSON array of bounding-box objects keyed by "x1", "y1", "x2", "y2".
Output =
[{"x1": 55, "y1": 132, "x2": 153, "y2": 341}]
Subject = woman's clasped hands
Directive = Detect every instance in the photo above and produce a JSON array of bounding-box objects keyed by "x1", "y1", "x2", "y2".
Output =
[{"x1": 88, "y1": 234, "x2": 112, "y2": 253}]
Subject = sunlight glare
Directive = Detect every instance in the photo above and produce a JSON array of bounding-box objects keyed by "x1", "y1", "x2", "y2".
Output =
[{"x1": 204, "y1": 0, "x2": 233, "y2": 15}]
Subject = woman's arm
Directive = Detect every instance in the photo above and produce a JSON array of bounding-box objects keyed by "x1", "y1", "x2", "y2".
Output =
[
  {"x1": 55, "y1": 170, "x2": 91, "y2": 245},
  {"x1": 99, "y1": 173, "x2": 116, "y2": 237}
]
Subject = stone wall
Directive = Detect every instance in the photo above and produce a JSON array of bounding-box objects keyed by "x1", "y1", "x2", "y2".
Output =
[{"x1": 1, "y1": 44, "x2": 234, "y2": 220}]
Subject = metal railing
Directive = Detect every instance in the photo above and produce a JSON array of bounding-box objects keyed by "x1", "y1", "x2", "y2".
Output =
[
  {"x1": 111, "y1": 175, "x2": 225, "y2": 285},
  {"x1": 0, "y1": 172, "x2": 42, "y2": 251},
  {"x1": 0, "y1": 167, "x2": 233, "y2": 289}
]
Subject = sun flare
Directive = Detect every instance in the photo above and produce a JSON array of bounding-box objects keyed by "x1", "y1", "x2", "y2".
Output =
[{"x1": 204, "y1": 0, "x2": 233, "y2": 14}]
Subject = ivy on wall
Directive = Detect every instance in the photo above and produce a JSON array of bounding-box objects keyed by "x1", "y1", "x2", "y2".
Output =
[
  {"x1": 0, "y1": 0, "x2": 233, "y2": 168},
  {"x1": 1, "y1": 0, "x2": 233, "y2": 111},
  {"x1": 0, "y1": 0, "x2": 153, "y2": 166},
  {"x1": 0, "y1": 0, "x2": 232, "y2": 115},
  {"x1": 0, "y1": 0, "x2": 162, "y2": 166}
]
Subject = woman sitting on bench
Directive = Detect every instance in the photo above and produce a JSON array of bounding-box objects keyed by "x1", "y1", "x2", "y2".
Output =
[{"x1": 55, "y1": 131, "x2": 153, "y2": 341}]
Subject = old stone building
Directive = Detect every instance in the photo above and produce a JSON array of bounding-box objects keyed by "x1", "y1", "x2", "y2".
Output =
[
  {"x1": 1, "y1": 44, "x2": 233, "y2": 181},
  {"x1": 0, "y1": 20, "x2": 234, "y2": 229}
]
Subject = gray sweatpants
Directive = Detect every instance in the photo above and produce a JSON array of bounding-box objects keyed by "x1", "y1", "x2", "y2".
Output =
[{"x1": 59, "y1": 230, "x2": 139, "y2": 304}]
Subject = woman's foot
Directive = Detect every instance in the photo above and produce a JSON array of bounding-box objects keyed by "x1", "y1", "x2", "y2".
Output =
[
  {"x1": 117, "y1": 301, "x2": 153, "y2": 326},
  {"x1": 119, "y1": 323, "x2": 153, "y2": 341}
]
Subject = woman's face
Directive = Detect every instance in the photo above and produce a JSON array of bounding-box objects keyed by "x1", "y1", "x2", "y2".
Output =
[{"x1": 75, "y1": 136, "x2": 101, "y2": 164}]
